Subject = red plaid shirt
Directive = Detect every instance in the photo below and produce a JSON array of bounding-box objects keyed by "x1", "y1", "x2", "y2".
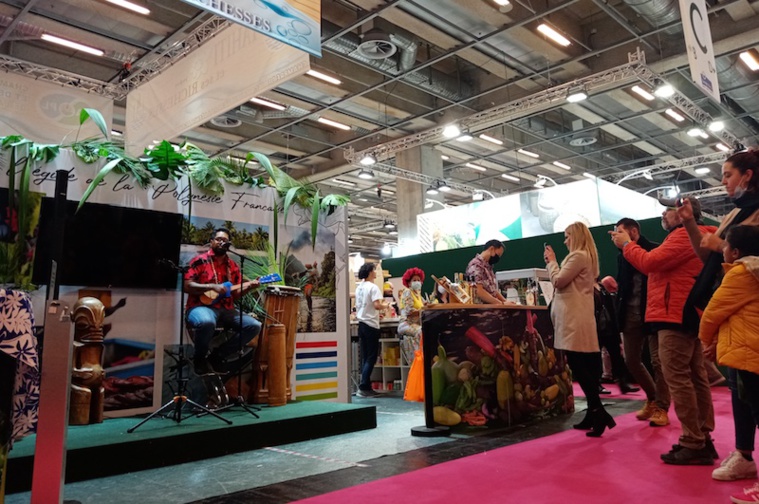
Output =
[
  {"x1": 466, "y1": 253, "x2": 498, "y2": 300},
  {"x1": 184, "y1": 250, "x2": 241, "y2": 311}
]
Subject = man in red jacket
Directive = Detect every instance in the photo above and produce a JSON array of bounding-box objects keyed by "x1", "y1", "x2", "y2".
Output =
[{"x1": 610, "y1": 196, "x2": 717, "y2": 465}]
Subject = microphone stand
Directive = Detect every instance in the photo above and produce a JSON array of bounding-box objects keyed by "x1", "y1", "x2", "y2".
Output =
[
  {"x1": 128, "y1": 259, "x2": 231, "y2": 432},
  {"x1": 211, "y1": 246, "x2": 261, "y2": 418}
]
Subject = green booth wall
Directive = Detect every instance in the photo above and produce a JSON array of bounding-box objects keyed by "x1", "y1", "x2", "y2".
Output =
[{"x1": 383, "y1": 217, "x2": 675, "y2": 294}]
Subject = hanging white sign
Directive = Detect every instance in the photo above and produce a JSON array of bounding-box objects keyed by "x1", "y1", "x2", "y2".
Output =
[{"x1": 679, "y1": 0, "x2": 720, "y2": 102}]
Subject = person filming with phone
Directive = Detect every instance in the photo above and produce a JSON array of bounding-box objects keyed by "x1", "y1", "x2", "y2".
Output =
[{"x1": 184, "y1": 227, "x2": 262, "y2": 376}]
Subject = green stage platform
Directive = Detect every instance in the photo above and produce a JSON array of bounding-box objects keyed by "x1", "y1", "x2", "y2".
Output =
[{"x1": 7, "y1": 400, "x2": 376, "y2": 493}]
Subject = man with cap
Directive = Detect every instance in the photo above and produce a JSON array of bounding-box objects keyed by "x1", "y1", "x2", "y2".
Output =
[{"x1": 610, "y1": 196, "x2": 718, "y2": 465}]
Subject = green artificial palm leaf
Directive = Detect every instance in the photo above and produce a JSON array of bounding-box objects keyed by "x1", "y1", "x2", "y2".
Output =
[
  {"x1": 282, "y1": 186, "x2": 300, "y2": 226},
  {"x1": 145, "y1": 140, "x2": 186, "y2": 180},
  {"x1": 321, "y1": 193, "x2": 350, "y2": 207},
  {"x1": 17, "y1": 157, "x2": 32, "y2": 243},
  {"x1": 77, "y1": 157, "x2": 123, "y2": 211},
  {"x1": 80, "y1": 108, "x2": 109, "y2": 139},
  {"x1": 272, "y1": 199, "x2": 278, "y2": 256},
  {"x1": 311, "y1": 189, "x2": 320, "y2": 250},
  {"x1": 30, "y1": 144, "x2": 60, "y2": 163},
  {"x1": 72, "y1": 142, "x2": 101, "y2": 163},
  {"x1": 0, "y1": 135, "x2": 23, "y2": 148}
]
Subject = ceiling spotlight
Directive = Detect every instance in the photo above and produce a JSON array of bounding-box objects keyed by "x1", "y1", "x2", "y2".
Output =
[
  {"x1": 443, "y1": 124, "x2": 461, "y2": 138},
  {"x1": 517, "y1": 148, "x2": 540, "y2": 159},
  {"x1": 382, "y1": 243, "x2": 391, "y2": 255},
  {"x1": 695, "y1": 167, "x2": 711, "y2": 175},
  {"x1": 472, "y1": 192, "x2": 484, "y2": 201},
  {"x1": 438, "y1": 180, "x2": 451, "y2": 192},
  {"x1": 441, "y1": 154, "x2": 450, "y2": 160},
  {"x1": 536, "y1": 23, "x2": 571, "y2": 47},
  {"x1": 739, "y1": 51, "x2": 759, "y2": 72},
  {"x1": 664, "y1": 109, "x2": 685, "y2": 122},
  {"x1": 566, "y1": 88, "x2": 588, "y2": 103},
  {"x1": 347, "y1": 236, "x2": 354, "y2": 244},
  {"x1": 384, "y1": 220, "x2": 395, "y2": 229},
  {"x1": 734, "y1": 142, "x2": 747, "y2": 153},
  {"x1": 653, "y1": 81, "x2": 675, "y2": 98},
  {"x1": 642, "y1": 170, "x2": 654, "y2": 181},
  {"x1": 534, "y1": 175, "x2": 557, "y2": 188},
  {"x1": 708, "y1": 121, "x2": 724, "y2": 132},
  {"x1": 631, "y1": 85, "x2": 655, "y2": 101},
  {"x1": 715, "y1": 143, "x2": 730, "y2": 152},
  {"x1": 553, "y1": 161, "x2": 571, "y2": 170},
  {"x1": 426, "y1": 185, "x2": 439, "y2": 195},
  {"x1": 388, "y1": 228, "x2": 398, "y2": 236},
  {"x1": 357, "y1": 168, "x2": 375, "y2": 180},
  {"x1": 666, "y1": 186, "x2": 680, "y2": 198},
  {"x1": 687, "y1": 128, "x2": 708, "y2": 139},
  {"x1": 359, "y1": 153, "x2": 377, "y2": 166}
]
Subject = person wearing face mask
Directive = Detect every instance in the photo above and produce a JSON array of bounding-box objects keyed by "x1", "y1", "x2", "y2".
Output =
[
  {"x1": 398, "y1": 267, "x2": 427, "y2": 365},
  {"x1": 675, "y1": 149, "x2": 759, "y2": 481},
  {"x1": 465, "y1": 239, "x2": 511, "y2": 305},
  {"x1": 610, "y1": 197, "x2": 718, "y2": 464}
]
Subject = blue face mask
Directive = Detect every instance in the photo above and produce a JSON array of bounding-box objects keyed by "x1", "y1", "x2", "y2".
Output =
[{"x1": 411, "y1": 281, "x2": 422, "y2": 291}]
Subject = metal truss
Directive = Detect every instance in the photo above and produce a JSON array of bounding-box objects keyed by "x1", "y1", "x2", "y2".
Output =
[
  {"x1": 350, "y1": 221, "x2": 388, "y2": 233},
  {"x1": 116, "y1": 17, "x2": 231, "y2": 96},
  {"x1": 354, "y1": 159, "x2": 489, "y2": 195},
  {"x1": 682, "y1": 186, "x2": 727, "y2": 199},
  {"x1": 606, "y1": 152, "x2": 728, "y2": 183},
  {"x1": 346, "y1": 49, "x2": 650, "y2": 164},
  {"x1": 0, "y1": 54, "x2": 121, "y2": 98},
  {"x1": 346, "y1": 48, "x2": 742, "y2": 171},
  {"x1": 0, "y1": 16, "x2": 230, "y2": 100}
]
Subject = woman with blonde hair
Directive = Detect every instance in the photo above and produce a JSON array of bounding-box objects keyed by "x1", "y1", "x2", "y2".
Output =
[{"x1": 545, "y1": 222, "x2": 614, "y2": 437}]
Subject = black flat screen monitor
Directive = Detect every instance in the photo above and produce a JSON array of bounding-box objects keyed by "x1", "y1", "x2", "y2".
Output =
[{"x1": 33, "y1": 198, "x2": 182, "y2": 289}]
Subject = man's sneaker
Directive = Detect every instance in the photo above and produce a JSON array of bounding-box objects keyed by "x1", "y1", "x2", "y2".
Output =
[
  {"x1": 713, "y1": 451, "x2": 758, "y2": 481},
  {"x1": 672, "y1": 439, "x2": 719, "y2": 459},
  {"x1": 635, "y1": 400, "x2": 656, "y2": 420},
  {"x1": 648, "y1": 407, "x2": 670, "y2": 426},
  {"x1": 356, "y1": 388, "x2": 381, "y2": 398},
  {"x1": 661, "y1": 445, "x2": 715, "y2": 465},
  {"x1": 731, "y1": 482, "x2": 759, "y2": 503}
]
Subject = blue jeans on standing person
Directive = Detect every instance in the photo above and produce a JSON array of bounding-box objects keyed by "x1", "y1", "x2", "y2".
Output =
[
  {"x1": 358, "y1": 322, "x2": 380, "y2": 391},
  {"x1": 187, "y1": 306, "x2": 261, "y2": 363},
  {"x1": 728, "y1": 367, "x2": 757, "y2": 452}
]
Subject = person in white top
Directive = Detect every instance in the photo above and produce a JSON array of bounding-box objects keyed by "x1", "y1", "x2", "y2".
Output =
[{"x1": 355, "y1": 262, "x2": 385, "y2": 397}]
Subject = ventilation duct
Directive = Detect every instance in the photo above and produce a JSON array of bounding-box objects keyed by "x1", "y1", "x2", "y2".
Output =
[
  {"x1": 618, "y1": 0, "x2": 682, "y2": 36},
  {"x1": 355, "y1": 28, "x2": 397, "y2": 60},
  {"x1": 322, "y1": 21, "x2": 473, "y2": 102},
  {"x1": 568, "y1": 119, "x2": 597, "y2": 146},
  {"x1": 210, "y1": 116, "x2": 242, "y2": 128}
]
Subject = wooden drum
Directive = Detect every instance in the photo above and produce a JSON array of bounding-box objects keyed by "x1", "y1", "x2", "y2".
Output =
[{"x1": 250, "y1": 285, "x2": 301, "y2": 404}]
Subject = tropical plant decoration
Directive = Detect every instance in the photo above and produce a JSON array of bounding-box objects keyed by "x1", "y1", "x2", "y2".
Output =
[{"x1": 0, "y1": 108, "x2": 349, "y2": 288}]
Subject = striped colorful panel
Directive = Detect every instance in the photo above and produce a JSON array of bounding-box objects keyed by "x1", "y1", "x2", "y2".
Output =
[{"x1": 294, "y1": 340, "x2": 339, "y2": 400}]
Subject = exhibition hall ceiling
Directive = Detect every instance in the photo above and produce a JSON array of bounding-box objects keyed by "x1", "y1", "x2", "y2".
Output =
[{"x1": 1, "y1": 0, "x2": 758, "y2": 256}]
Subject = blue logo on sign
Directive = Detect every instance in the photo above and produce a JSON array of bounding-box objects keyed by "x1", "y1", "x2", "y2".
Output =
[{"x1": 701, "y1": 74, "x2": 713, "y2": 92}]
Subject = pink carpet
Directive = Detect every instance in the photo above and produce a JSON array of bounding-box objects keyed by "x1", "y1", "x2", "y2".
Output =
[{"x1": 299, "y1": 388, "x2": 750, "y2": 504}]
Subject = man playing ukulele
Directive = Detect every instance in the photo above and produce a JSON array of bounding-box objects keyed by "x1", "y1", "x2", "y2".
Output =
[{"x1": 184, "y1": 228, "x2": 262, "y2": 375}]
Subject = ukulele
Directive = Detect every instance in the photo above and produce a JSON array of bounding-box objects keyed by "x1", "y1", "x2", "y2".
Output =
[{"x1": 200, "y1": 272, "x2": 282, "y2": 306}]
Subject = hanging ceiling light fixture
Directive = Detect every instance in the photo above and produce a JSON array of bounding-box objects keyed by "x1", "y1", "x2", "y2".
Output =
[
  {"x1": 426, "y1": 185, "x2": 439, "y2": 195},
  {"x1": 357, "y1": 168, "x2": 375, "y2": 180},
  {"x1": 438, "y1": 180, "x2": 451, "y2": 192},
  {"x1": 443, "y1": 124, "x2": 461, "y2": 138},
  {"x1": 359, "y1": 153, "x2": 377, "y2": 166},
  {"x1": 653, "y1": 80, "x2": 675, "y2": 98}
]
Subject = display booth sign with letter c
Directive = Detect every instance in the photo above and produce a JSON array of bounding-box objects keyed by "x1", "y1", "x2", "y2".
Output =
[{"x1": 679, "y1": 0, "x2": 720, "y2": 103}]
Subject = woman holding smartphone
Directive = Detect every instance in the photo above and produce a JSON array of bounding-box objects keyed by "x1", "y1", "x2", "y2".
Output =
[{"x1": 545, "y1": 222, "x2": 615, "y2": 437}]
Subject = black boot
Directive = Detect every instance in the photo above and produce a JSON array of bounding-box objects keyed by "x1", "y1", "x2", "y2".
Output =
[
  {"x1": 586, "y1": 407, "x2": 616, "y2": 437},
  {"x1": 573, "y1": 409, "x2": 595, "y2": 430},
  {"x1": 619, "y1": 378, "x2": 640, "y2": 394}
]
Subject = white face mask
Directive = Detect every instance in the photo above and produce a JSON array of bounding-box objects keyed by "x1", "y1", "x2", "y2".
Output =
[
  {"x1": 411, "y1": 280, "x2": 422, "y2": 291},
  {"x1": 734, "y1": 180, "x2": 747, "y2": 200}
]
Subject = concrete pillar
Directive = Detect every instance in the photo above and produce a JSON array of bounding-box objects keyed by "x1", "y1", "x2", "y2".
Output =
[{"x1": 394, "y1": 145, "x2": 443, "y2": 257}]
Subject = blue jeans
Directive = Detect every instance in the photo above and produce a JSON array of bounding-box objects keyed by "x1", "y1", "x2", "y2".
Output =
[
  {"x1": 728, "y1": 367, "x2": 757, "y2": 452},
  {"x1": 358, "y1": 322, "x2": 380, "y2": 391},
  {"x1": 186, "y1": 306, "x2": 261, "y2": 362}
]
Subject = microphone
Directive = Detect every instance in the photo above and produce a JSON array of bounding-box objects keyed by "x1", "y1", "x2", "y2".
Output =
[{"x1": 220, "y1": 241, "x2": 232, "y2": 251}]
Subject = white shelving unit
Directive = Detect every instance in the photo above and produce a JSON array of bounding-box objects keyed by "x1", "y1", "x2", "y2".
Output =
[{"x1": 371, "y1": 337, "x2": 409, "y2": 392}]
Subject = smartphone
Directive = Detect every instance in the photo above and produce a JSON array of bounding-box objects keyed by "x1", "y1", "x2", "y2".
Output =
[
  {"x1": 675, "y1": 197, "x2": 684, "y2": 207},
  {"x1": 543, "y1": 242, "x2": 548, "y2": 249}
]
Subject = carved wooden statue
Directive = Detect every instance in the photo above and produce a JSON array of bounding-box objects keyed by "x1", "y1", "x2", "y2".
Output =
[{"x1": 69, "y1": 297, "x2": 106, "y2": 425}]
